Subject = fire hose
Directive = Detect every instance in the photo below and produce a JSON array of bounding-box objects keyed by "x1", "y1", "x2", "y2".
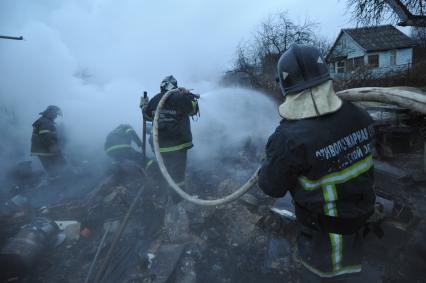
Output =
[
  {"x1": 153, "y1": 89, "x2": 259, "y2": 206},
  {"x1": 153, "y1": 87, "x2": 426, "y2": 207}
]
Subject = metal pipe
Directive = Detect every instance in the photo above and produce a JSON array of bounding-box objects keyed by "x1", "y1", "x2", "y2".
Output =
[
  {"x1": 93, "y1": 187, "x2": 144, "y2": 283},
  {"x1": 142, "y1": 91, "x2": 148, "y2": 164},
  {"x1": 84, "y1": 223, "x2": 111, "y2": 283},
  {"x1": 0, "y1": 35, "x2": 23, "y2": 40}
]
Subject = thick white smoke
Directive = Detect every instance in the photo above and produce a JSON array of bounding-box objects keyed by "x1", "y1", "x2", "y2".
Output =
[
  {"x1": 191, "y1": 88, "x2": 279, "y2": 163},
  {"x1": 0, "y1": 1, "x2": 281, "y2": 178}
]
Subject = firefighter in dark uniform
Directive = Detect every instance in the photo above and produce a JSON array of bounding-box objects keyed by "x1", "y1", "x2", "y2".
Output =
[
  {"x1": 104, "y1": 124, "x2": 160, "y2": 183},
  {"x1": 258, "y1": 45, "x2": 376, "y2": 282},
  {"x1": 105, "y1": 124, "x2": 144, "y2": 163},
  {"x1": 31, "y1": 105, "x2": 67, "y2": 178},
  {"x1": 142, "y1": 75, "x2": 199, "y2": 201}
]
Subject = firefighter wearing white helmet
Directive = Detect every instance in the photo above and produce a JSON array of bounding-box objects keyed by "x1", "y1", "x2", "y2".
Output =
[{"x1": 258, "y1": 45, "x2": 377, "y2": 281}]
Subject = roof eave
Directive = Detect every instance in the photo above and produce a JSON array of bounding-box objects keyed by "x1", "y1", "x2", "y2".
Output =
[
  {"x1": 326, "y1": 30, "x2": 344, "y2": 61},
  {"x1": 326, "y1": 30, "x2": 367, "y2": 61},
  {"x1": 365, "y1": 44, "x2": 417, "y2": 52}
]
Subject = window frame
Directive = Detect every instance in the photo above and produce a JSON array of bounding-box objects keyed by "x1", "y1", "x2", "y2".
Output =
[
  {"x1": 336, "y1": 61, "x2": 345, "y2": 73},
  {"x1": 390, "y1": 50, "x2": 397, "y2": 66},
  {"x1": 341, "y1": 37, "x2": 347, "y2": 49},
  {"x1": 368, "y1": 54, "x2": 379, "y2": 68}
]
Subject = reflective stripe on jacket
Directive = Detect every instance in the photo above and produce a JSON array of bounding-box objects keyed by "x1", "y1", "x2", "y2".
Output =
[
  {"x1": 143, "y1": 90, "x2": 198, "y2": 151},
  {"x1": 31, "y1": 116, "x2": 58, "y2": 155},
  {"x1": 104, "y1": 124, "x2": 142, "y2": 154}
]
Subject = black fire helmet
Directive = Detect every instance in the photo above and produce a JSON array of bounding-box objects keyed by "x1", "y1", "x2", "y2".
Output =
[{"x1": 277, "y1": 44, "x2": 331, "y2": 96}]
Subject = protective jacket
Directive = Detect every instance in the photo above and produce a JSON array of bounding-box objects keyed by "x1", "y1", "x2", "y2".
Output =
[
  {"x1": 143, "y1": 90, "x2": 198, "y2": 152},
  {"x1": 104, "y1": 125, "x2": 142, "y2": 155},
  {"x1": 31, "y1": 116, "x2": 60, "y2": 156},
  {"x1": 258, "y1": 101, "x2": 376, "y2": 277}
]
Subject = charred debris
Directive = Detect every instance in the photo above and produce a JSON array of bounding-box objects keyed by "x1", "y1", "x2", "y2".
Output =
[{"x1": 0, "y1": 105, "x2": 425, "y2": 283}]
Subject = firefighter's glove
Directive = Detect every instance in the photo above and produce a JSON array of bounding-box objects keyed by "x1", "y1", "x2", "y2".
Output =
[
  {"x1": 367, "y1": 204, "x2": 385, "y2": 224},
  {"x1": 257, "y1": 211, "x2": 285, "y2": 233},
  {"x1": 140, "y1": 97, "x2": 149, "y2": 108},
  {"x1": 259, "y1": 153, "x2": 266, "y2": 163},
  {"x1": 363, "y1": 205, "x2": 385, "y2": 239},
  {"x1": 178, "y1": 87, "x2": 190, "y2": 94}
]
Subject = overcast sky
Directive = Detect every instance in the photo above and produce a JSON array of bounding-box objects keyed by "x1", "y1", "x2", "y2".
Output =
[
  {"x1": 1, "y1": 0, "x2": 352, "y2": 87},
  {"x1": 0, "y1": 0, "x2": 376, "y2": 166}
]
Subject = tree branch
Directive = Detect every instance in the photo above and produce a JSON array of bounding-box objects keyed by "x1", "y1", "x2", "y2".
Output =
[{"x1": 385, "y1": 0, "x2": 426, "y2": 26}]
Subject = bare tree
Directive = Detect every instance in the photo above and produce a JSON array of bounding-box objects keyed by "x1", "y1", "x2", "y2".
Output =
[
  {"x1": 234, "y1": 41, "x2": 263, "y2": 87},
  {"x1": 411, "y1": 26, "x2": 426, "y2": 46},
  {"x1": 347, "y1": 0, "x2": 426, "y2": 27},
  {"x1": 232, "y1": 11, "x2": 328, "y2": 97},
  {"x1": 252, "y1": 12, "x2": 317, "y2": 59}
]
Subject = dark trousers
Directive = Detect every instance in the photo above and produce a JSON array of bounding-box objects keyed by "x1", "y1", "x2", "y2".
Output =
[
  {"x1": 108, "y1": 148, "x2": 144, "y2": 164},
  {"x1": 162, "y1": 149, "x2": 187, "y2": 203},
  {"x1": 38, "y1": 154, "x2": 67, "y2": 177},
  {"x1": 297, "y1": 224, "x2": 363, "y2": 282},
  {"x1": 162, "y1": 149, "x2": 187, "y2": 186}
]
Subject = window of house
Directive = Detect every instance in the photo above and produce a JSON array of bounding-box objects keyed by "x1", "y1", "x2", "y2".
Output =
[
  {"x1": 390, "y1": 50, "x2": 397, "y2": 65},
  {"x1": 346, "y1": 57, "x2": 364, "y2": 72},
  {"x1": 354, "y1": 56, "x2": 364, "y2": 68},
  {"x1": 346, "y1": 59, "x2": 354, "y2": 72},
  {"x1": 368, "y1": 54, "x2": 379, "y2": 68},
  {"x1": 337, "y1": 61, "x2": 345, "y2": 73},
  {"x1": 341, "y1": 38, "x2": 346, "y2": 49}
]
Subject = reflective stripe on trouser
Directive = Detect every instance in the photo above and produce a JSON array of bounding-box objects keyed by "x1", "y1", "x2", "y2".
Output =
[
  {"x1": 159, "y1": 142, "x2": 193, "y2": 153},
  {"x1": 301, "y1": 261, "x2": 361, "y2": 278},
  {"x1": 105, "y1": 144, "x2": 132, "y2": 154},
  {"x1": 297, "y1": 156, "x2": 372, "y2": 277},
  {"x1": 145, "y1": 159, "x2": 154, "y2": 170},
  {"x1": 298, "y1": 223, "x2": 362, "y2": 278},
  {"x1": 323, "y1": 184, "x2": 343, "y2": 272},
  {"x1": 31, "y1": 152, "x2": 55, "y2": 156}
]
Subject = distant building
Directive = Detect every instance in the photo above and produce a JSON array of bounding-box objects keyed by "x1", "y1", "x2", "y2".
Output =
[{"x1": 327, "y1": 25, "x2": 417, "y2": 77}]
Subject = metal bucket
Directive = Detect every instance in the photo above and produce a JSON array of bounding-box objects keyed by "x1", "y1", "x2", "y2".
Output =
[{"x1": 0, "y1": 217, "x2": 58, "y2": 279}]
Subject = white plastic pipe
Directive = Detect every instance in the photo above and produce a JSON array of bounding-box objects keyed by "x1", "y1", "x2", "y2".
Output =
[
  {"x1": 152, "y1": 89, "x2": 258, "y2": 206},
  {"x1": 336, "y1": 87, "x2": 426, "y2": 114}
]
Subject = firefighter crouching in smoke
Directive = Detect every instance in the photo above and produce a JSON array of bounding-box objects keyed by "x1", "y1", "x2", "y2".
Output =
[
  {"x1": 105, "y1": 124, "x2": 145, "y2": 163},
  {"x1": 258, "y1": 45, "x2": 376, "y2": 281},
  {"x1": 104, "y1": 124, "x2": 158, "y2": 178},
  {"x1": 30, "y1": 105, "x2": 67, "y2": 179},
  {"x1": 141, "y1": 75, "x2": 199, "y2": 203}
]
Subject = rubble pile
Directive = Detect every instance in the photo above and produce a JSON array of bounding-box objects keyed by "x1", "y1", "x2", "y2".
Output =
[{"x1": 0, "y1": 128, "x2": 425, "y2": 282}]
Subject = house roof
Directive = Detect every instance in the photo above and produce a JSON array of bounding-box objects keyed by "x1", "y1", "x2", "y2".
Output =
[{"x1": 342, "y1": 25, "x2": 416, "y2": 52}]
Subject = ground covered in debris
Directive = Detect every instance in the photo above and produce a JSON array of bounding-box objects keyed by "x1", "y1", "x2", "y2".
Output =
[{"x1": 1, "y1": 138, "x2": 425, "y2": 283}]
